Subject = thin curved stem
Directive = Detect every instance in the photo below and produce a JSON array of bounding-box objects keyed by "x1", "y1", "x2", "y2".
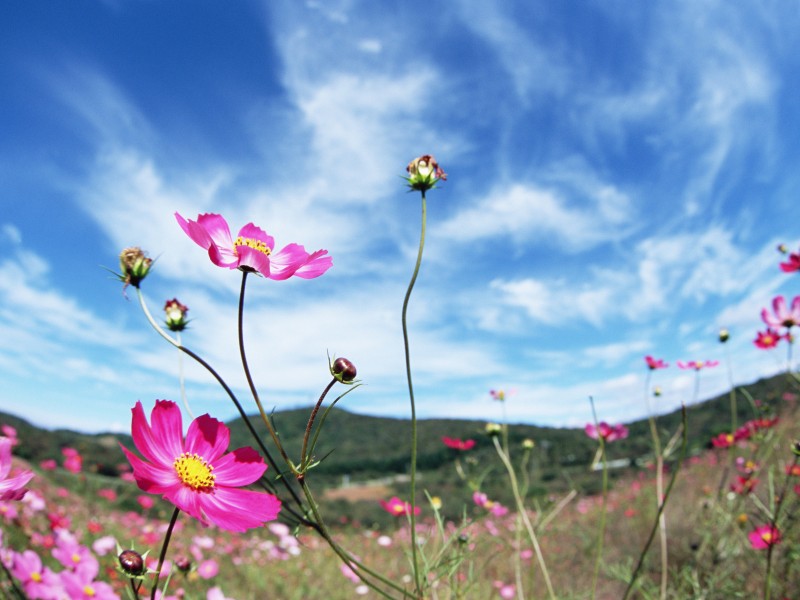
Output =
[
  {"x1": 300, "y1": 378, "x2": 337, "y2": 470},
  {"x1": 150, "y1": 507, "x2": 180, "y2": 600},
  {"x1": 492, "y1": 436, "x2": 556, "y2": 600},
  {"x1": 175, "y1": 332, "x2": 193, "y2": 419},
  {"x1": 401, "y1": 190, "x2": 426, "y2": 596},
  {"x1": 643, "y1": 371, "x2": 668, "y2": 600},
  {"x1": 237, "y1": 272, "x2": 294, "y2": 468},
  {"x1": 623, "y1": 404, "x2": 688, "y2": 600},
  {"x1": 589, "y1": 397, "x2": 608, "y2": 600}
]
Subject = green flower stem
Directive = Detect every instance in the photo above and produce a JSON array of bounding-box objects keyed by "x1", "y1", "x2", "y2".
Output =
[
  {"x1": 300, "y1": 377, "x2": 337, "y2": 470},
  {"x1": 401, "y1": 189, "x2": 427, "y2": 597},
  {"x1": 237, "y1": 271, "x2": 294, "y2": 470},
  {"x1": 764, "y1": 454, "x2": 798, "y2": 600},
  {"x1": 589, "y1": 397, "x2": 608, "y2": 600},
  {"x1": 492, "y1": 436, "x2": 556, "y2": 600},
  {"x1": 298, "y1": 480, "x2": 413, "y2": 599},
  {"x1": 623, "y1": 404, "x2": 688, "y2": 600},
  {"x1": 0, "y1": 556, "x2": 27, "y2": 599},
  {"x1": 150, "y1": 507, "x2": 180, "y2": 600},
  {"x1": 643, "y1": 371, "x2": 668, "y2": 600},
  {"x1": 136, "y1": 288, "x2": 310, "y2": 525},
  {"x1": 175, "y1": 332, "x2": 193, "y2": 420}
]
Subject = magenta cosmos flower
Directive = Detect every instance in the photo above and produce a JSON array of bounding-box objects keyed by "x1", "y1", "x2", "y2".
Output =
[
  {"x1": 748, "y1": 524, "x2": 781, "y2": 549},
  {"x1": 779, "y1": 247, "x2": 800, "y2": 273},
  {"x1": 441, "y1": 437, "x2": 476, "y2": 451},
  {"x1": 644, "y1": 355, "x2": 668, "y2": 370},
  {"x1": 754, "y1": 328, "x2": 782, "y2": 349},
  {"x1": 121, "y1": 400, "x2": 281, "y2": 532},
  {"x1": 0, "y1": 436, "x2": 34, "y2": 501},
  {"x1": 585, "y1": 422, "x2": 629, "y2": 442},
  {"x1": 761, "y1": 295, "x2": 800, "y2": 330},
  {"x1": 175, "y1": 212, "x2": 332, "y2": 280},
  {"x1": 379, "y1": 496, "x2": 420, "y2": 517},
  {"x1": 677, "y1": 360, "x2": 719, "y2": 371}
]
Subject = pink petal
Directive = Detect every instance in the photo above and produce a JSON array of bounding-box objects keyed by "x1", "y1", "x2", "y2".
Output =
[
  {"x1": 149, "y1": 401, "x2": 185, "y2": 460},
  {"x1": 237, "y1": 223, "x2": 274, "y2": 250},
  {"x1": 121, "y1": 446, "x2": 179, "y2": 494},
  {"x1": 235, "y1": 245, "x2": 272, "y2": 276},
  {"x1": 130, "y1": 401, "x2": 178, "y2": 467},
  {"x1": 267, "y1": 243, "x2": 314, "y2": 280},
  {"x1": 200, "y1": 487, "x2": 281, "y2": 532},
  {"x1": 212, "y1": 447, "x2": 266, "y2": 487},
  {"x1": 293, "y1": 249, "x2": 333, "y2": 279},
  {"x1": 185, "y1": 415, "x2": 230, "y2": 463}
]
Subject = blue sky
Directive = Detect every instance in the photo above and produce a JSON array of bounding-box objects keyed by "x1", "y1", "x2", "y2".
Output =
[{"x1": 1, "y1": 1, "x2": 799, "y2": 433}]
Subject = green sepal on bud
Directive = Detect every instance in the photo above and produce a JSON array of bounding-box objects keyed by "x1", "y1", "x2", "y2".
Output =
[{"x1": 405, "y1": 154, "x2": 447, "y2": 192}]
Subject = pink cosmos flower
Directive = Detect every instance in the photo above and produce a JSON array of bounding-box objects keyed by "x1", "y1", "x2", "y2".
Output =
[
  {"x1": 197, "y1": 558, "x2": 220, "y2": 579},
  {"x1": 676, "y1": 360, "x2": 719, "y2": 371},
  {"x1": 61, "y1": 447, "x2": 83, "y2": 474},
  {"x1": 584, "y1": 422, "x2": 629, "y2": 442},
  {"x1": 175, "y1": 212, "x2": 332, "y2": 280},
  {"x1": 0, "y1": 437, "x2": 33, "y2": 501},
  {"x1": 711, "y1": 432, "x2": 735, "y2": 448},
  {"x1": 10, "y1": 549, "x2": 64, "y2": 599},
  {"x1": 754, "y1": 328, "x2": 782, "y2": 349},
  {"x1": 644, "y1": 355, "x2": 668, "y2": 370},
  {"x1": 779, "y1": 248, "x2": 800, "y2": 273},
  {"x1": 121, "y1": 400, "x2": 281, "y2": 532},
  {"x1": 441, "y1": 437, "x2": 476, "y2": 451},
  {"x1": 379, "y1": 496, "x2": 420, "y2": 517},
  {"x1": 761, "y1": 295, "x2": 800, "y2": 330},
  {"x1": 749, "y1": 525, "x2": 781, "y2": 549}
]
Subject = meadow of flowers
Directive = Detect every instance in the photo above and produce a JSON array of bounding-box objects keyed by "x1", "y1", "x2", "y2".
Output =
[{"x1": 1, "y1": 157, "x2": 799, "y2": 599}]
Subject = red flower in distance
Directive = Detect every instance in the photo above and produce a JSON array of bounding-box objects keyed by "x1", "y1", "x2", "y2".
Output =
[
  {"x1": 379, "y1": 496, "x2": 420, "y2": 517},
  {"x1": 441, "y1": 437, "x2": 476, "y2": 451}
]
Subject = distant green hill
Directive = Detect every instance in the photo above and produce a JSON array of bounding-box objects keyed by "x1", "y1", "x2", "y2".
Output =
[{"x1": 2, "y1": 372, "x2": 796, "y2": 506}]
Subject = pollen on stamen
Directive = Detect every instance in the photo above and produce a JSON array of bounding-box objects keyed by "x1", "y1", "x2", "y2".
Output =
[
  {"x1": 173, "y1": 452, "x2": 216, "y2": 492},
  {"x1": 234, "y1": 236, "x2": 271, "y2": 257}
]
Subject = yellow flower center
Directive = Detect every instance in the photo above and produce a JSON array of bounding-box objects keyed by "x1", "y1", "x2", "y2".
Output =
[
  {"x1": 83, "y1": 585, "x2": 96, "y2": 597},
  {"x1": 763, "y1": 532, "x2": 773, "y2": 543},
  {"x1": 31, "y1": 572, "x2": 42, "y2": 583},
  {"x1": 71, "y1": 553, "x2": 81, "y2": 564},
  {"x1": 174, "y1": 453, "x2": 216, "y2": 491},
  {"x1": 234, "y1": 236, "x2": 271, "y2": 257}
]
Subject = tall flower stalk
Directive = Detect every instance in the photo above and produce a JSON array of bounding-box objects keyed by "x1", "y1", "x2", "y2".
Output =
[{"x1": 401, "y1": 155, "x2": 445, "y2": 597}]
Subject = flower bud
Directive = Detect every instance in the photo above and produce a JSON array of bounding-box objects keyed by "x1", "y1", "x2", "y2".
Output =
[
  {"x1": 778, "y1": 244, "x2": 788, "y2": 254},
  {"x1": 485, "y1": 423, "x2": 502, "y2": 437},
  {"x1": 118, "y1": 247, "x2": 152, "y2": 290},
  {"x1": 405, "y1": 155, "x2": 446, "y2": 192},
  {"x1": 330, "y1": 357, "x2": 357, "y2": 384},
  {"x1": 719, "y1": 328, "x2": 730, "y2": 343},
  {"x1": 164, "y1": 298, "x2": 189, "y2": 332},
  {"x1": 653, "y1": 386, "x2": 662, "y2": 397},
  {"x1": 792, "y1": 440, "x2": 800, "y2": 457},
  {"x1": 522, "y1": 438, "x2": 535, "y2": 450},
  {"x1": 175, "y1": 556, "x2": 192, "y2": 573},
  {"x1": 118, "y1": 549, "x2": 145, "y2": 577}
]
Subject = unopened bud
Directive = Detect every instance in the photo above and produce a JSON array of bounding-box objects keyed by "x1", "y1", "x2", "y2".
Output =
[
  {"x1": 331, "y1": 357, "x2": 357, "y2": 383},
  {"x1": 164, "y1": 298, "x2": 189, "y2": 332},
  {"x1": 653, "y1": 386, "x2": 662, "y2": 397},
  {"x1": 778, "y1": 244, "x2": 788, "y2": 254},
  {"x1": 118, "y1": 549, "x2": 145, "y2": 577},
  {"x1": 719, "y1": 328, "x2": 730, "y2": 343},
  {"x1": 485, "y1": 423, "x2": 502, "y2": 437},
  {"x1": 405, "y1": 155, "x2": 446, "y2": 192},
  {"x1": 792, "y1": 440, "x2": 800, "y2": 457},
  {"x1": 175, "y1": 556, "x2": 192, "y2": 573},
  {"x1": 118, "y1": 247, "x2": 152, "y2": 290},
  {"x1": 522, "y1": 439, "x2": 535, "y2": 450}
]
